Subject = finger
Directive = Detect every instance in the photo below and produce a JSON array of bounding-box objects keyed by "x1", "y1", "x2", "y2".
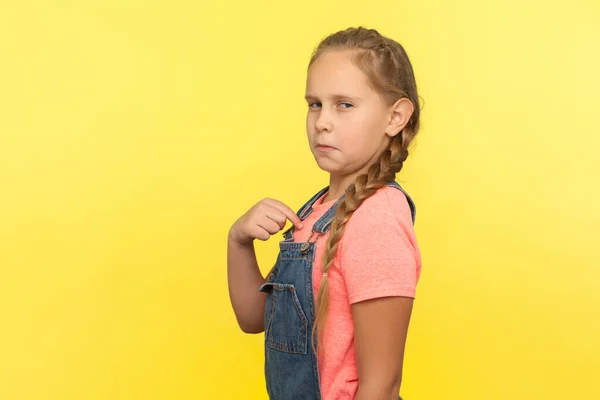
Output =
[
  {"x1": 257, "y1": 218, "x2": 282, "y2": 236},
  {"x1": 249, "y1": 226, "x2": 271, "y2": 241},
  {"x1": 264, "y1": 199, "x2": 304, "y2": 229},
  {"x1": 265, "y1": 211, "x2": 287, "y2": 230}
]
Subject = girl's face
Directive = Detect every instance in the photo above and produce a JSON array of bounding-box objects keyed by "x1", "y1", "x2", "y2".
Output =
[{"x1": 305, "y1": 50, "x2": 397, "y2": 177}]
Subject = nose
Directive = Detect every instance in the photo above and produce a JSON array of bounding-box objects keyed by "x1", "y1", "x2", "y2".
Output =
[{"x1": 315, "y1": 109, "x2": 333, "y2": 133}]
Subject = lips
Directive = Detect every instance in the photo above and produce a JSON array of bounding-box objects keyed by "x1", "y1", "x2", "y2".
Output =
[{"x1": 315, "y1": 144, "x2": 337, "y2": 150}]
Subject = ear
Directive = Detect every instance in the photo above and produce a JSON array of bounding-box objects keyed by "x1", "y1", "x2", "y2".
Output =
[{"x1": 384, "y1": 98, "x2": 414, "y2": 138}]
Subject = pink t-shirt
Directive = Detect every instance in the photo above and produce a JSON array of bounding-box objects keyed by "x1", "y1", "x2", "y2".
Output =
[{"x1": 293, "y1": 185, "x2": 421, "y2": 400}]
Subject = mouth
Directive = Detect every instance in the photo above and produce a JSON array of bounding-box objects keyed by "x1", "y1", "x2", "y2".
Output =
[{"x1": 315, "y1": 144, "x2": 337, "y2": 152}]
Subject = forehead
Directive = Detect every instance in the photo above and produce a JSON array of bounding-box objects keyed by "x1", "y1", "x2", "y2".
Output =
[{"x1": 305, "y1": 50, "x2": 375, "y2": 97}]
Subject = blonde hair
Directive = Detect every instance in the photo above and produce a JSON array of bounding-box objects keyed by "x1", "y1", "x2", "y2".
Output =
[{"x1": 309, "y1": 27, "x2": 421, "y2": 348}]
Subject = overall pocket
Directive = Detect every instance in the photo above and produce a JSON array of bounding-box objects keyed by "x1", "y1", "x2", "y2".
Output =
[{"x1": 260, "y1": 282, "x2": 308, "y2": 355}]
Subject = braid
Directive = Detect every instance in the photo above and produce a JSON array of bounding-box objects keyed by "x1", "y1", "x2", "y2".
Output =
[{"x1": 312, "y1": 131, "x2": 411, "y2": 349}]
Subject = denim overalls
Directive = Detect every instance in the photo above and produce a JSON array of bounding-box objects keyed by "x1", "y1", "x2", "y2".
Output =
[{"x1": 259, "y1": 181, "x2": 416, "y2": 400}]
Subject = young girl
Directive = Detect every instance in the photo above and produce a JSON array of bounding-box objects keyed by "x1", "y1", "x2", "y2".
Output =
[{"x1": 227, "y1": 27, "x2": 422, "y2": 400}]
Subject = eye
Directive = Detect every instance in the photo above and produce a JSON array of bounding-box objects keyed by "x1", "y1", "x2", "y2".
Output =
[
  {"x1": 338, "y1": 102, "x2": 353, "y2": 109},
  {"x1": 308, "y1": 101, "x2": 321, "y2": 109}
]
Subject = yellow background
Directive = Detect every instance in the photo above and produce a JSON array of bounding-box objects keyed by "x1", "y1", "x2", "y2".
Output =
[{"x1": 1, "y1": 1, "x2": 599, "y2": 399}]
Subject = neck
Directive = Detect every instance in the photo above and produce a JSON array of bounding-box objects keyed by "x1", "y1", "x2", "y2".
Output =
[{"x1": 323, "y1": 174, "x2": 355, "y2": 203}]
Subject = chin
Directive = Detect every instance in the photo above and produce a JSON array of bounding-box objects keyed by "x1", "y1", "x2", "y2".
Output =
[{"x1": 313, "y1": 156, "x2": 344, "y2": 174}]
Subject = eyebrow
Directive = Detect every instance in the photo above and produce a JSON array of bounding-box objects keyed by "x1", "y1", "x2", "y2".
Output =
[{"x1": 304, "y1": 93, "x2": 362, "y2": 101}]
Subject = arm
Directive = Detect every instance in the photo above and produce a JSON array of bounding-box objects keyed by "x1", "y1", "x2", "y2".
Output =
[
  {"x1": 339, "y1": 188, "x2": 420, "y2": 398},
  {"x1": 227, "y1": 234, "x2": 269, "y2": 334},
  {"x1": 352, "y1": 296, "x2": 414, "y2": 400},
  {"x1": 227, "y1": 198, "x2": 303, "y2": 334}
]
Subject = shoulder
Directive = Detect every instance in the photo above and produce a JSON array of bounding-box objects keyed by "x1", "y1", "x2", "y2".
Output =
[
  {"x1": 346, "y1": 185, "x2": 414, "y2": 232},
  {"x1": 337, "y1": 184, "x2": 418, "y2": 259}
]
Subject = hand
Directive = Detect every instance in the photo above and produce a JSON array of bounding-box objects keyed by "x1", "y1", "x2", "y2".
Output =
[{"x1": 229, "y1": 198, "x2": 304, "y2": 246}]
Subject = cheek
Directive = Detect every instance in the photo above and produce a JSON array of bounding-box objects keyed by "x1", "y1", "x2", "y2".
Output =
[
  {"x1": 306, "y1": 112, "x2": 316, "y2": 130},
  {"x1": 345, "y1": 115, "x2": 381, "y2": 146}
]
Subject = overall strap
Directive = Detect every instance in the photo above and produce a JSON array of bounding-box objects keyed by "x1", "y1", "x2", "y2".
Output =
[
  {"x1": 297, "y1": 187, "x2": 329, "y2": 221},
  {"x1": 281, "y1": 186, "x2": 328, "y2": 241},
  {"x1": 387, "y1": 181, "x2": 417, "y2": 224},
  {"x1": 284, "y1": 181, "x2": 416, "y2": 240}
]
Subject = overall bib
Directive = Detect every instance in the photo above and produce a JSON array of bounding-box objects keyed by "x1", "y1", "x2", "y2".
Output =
[{"x1": 260, "y1": 182, "x2": 416, "y2": 400}]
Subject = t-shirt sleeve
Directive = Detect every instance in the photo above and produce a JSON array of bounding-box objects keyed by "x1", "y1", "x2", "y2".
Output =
[{"x1": 338, "y1": 187, "x2": 420, "y2": 304}]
